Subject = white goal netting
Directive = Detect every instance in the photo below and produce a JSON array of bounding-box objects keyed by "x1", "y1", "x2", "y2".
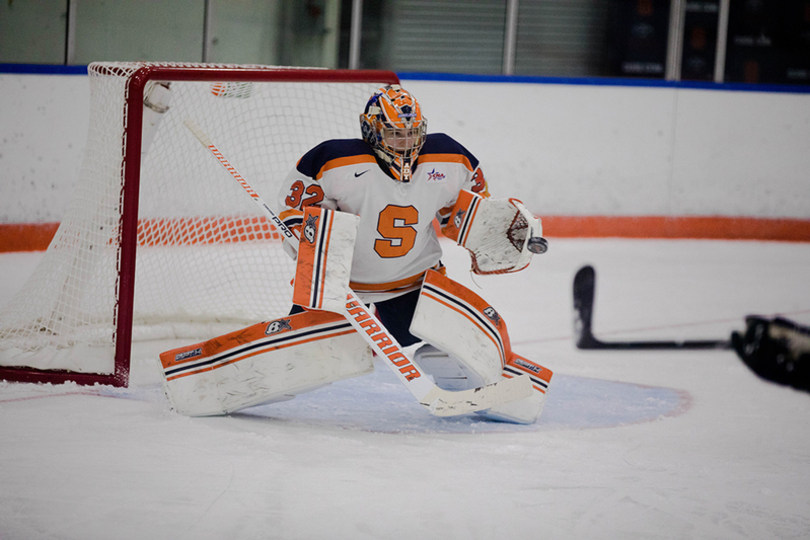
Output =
[{"x1": 0, "y1": 62, "x2": 393, "y2": 382}]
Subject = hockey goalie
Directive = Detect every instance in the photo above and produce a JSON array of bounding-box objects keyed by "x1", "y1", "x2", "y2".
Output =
[{"x1": 160, "y1": 84, "x2": 552, "y2": 423}]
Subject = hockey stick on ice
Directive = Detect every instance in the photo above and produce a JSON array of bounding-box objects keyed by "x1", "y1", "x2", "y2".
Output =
[
  {"x1": 573, "y1": 265, "x2": 731, "y2": 350},
  {"x1": 183, "y1": 118, "x2": 532, "y2": 416}
]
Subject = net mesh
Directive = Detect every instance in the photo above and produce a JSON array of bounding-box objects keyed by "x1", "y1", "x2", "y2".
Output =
[{"x1": 0, "y1": 62, "x2": 387, "y2": 375}]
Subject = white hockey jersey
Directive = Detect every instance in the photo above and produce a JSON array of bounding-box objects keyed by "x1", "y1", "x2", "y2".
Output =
[{"x1": 278, "y1": 133, "x2": 489, "y2": 302}]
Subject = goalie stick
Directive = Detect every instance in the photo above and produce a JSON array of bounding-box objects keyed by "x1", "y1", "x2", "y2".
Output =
[
  {"x1": 183, "y1": 118, "x2": 532, "y2": 416},
  {"x1": 573, "y1": 265, "x2": 731, "y2": 350}
]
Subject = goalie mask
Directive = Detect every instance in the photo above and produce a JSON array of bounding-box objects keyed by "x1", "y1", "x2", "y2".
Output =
[{"x1": 360, "y1": 85, "x2": 427, "y2": 182}]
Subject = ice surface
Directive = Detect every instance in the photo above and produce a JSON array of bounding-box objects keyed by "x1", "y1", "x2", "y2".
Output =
[{"x1": 1, "y1": 238, "x2": 809, "y2": 539}]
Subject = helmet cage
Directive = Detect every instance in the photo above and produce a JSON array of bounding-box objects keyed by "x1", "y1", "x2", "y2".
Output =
[{"x1": 360, "y1": 85, "x2": 427, "y2": 182}]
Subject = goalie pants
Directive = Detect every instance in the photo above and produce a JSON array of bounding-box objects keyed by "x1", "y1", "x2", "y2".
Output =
[{"x1": 291, "y1": 288, "x2": 422, "y2": 347}]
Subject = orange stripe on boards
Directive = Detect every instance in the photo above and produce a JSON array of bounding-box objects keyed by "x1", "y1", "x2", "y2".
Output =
[
  {"x1": 0, "y1": 216, "x2": 285, "y2": 253},
  {"x1": 0, "y1": 223, "x2": 60, "y2": 252},
  {"x1": 4, "y1": 215, "x2": 810, "y2": 253},
  {"x1": 543, "y1": 216, "x2": 810, "y2": 242}
]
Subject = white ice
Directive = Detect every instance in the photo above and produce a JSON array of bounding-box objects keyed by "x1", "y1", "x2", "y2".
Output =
[{"x1": 1, "y1": 238, "x2": 810, "y2": 540}]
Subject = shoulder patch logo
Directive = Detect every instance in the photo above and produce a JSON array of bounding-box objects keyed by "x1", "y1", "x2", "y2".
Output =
[
  {"x1": 303, "y1": 214, "x2": 319, "y2": 244},
  {"x1": 354, "y1": 170, "x2": 369, "y2": 177},
  {"x1": 427, "y1": 168, "x2": 446, "y2": 182},
  {"x1": 265, "y1": 318, "x2": 293, "y2": 335}
]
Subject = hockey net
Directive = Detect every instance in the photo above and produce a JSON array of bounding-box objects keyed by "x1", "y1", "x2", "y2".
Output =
[{"x1": 0, "y1": 62, "x2": 398, "y2": 387}]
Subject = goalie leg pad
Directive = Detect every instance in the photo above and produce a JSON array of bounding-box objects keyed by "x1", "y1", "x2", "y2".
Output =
[
  {"x1": 409, "y1": 270, "x2": 553, "y2": 423},
  {"x1": 159, "y1": 310, "x2": 373, "y2": 416},
  {"x1": 410, "y1": 270, "x2": 510, "y2": 384},
  {"x1": 293, "y1": 206, "x2": 360, "y2": 313},
  {"x1": 412, "y1": 347, "x2": 552, "y2": 424},
  {"x1": 477, "y1": 353, "x2": 553, "y2": 424}
]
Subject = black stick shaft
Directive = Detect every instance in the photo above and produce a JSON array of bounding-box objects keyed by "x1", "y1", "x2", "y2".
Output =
[{"x1": 573, "y1": 265, "x2": 731, "y2": 351}]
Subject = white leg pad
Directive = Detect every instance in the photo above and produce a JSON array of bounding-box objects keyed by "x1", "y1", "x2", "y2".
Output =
[
  {"x1": 159, "y1": 310, "x2": 373, "y2": 416},
  {"x1": 410, "y1": 270, "x2": 508, "y2": 384},
  {"x1": 410, "y1": 270, "x2": 553, "y2": 424},
  {"x1": 413, "y1": 346, "x2": 551, "y2": 424},
  {"x1": 476, "y1": 354, "x2": 552, "y2": 424}
]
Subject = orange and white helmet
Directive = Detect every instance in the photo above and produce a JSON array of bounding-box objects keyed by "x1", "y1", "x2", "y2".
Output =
[{"x1": 360, "y1": 85, "x2": 427, "y2": 182}]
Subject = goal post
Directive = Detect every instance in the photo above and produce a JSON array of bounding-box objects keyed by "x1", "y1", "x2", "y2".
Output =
[{"x1": 0, "y1": 62, "x2": 399, "y2": 388}]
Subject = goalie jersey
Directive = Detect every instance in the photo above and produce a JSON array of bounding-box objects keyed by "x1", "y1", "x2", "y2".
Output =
[{"x1": 278, "y1": 133, "x2": 489, "y2": 302}]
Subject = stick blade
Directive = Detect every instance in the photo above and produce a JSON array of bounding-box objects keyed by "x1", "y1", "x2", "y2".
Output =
[
  {"x1": 422, "y1": 374, "x2": 533, "y2": 417},
  {"x1": 573, "y1": 265, "x2": 598, "y2": 349}
]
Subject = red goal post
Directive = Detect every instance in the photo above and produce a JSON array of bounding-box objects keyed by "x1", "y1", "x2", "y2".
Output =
[{"x1": 0, "y1": 62, "x2": 399, "y2": 388}]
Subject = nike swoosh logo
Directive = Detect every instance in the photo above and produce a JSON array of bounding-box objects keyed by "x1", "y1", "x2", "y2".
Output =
[{"x1": 354, "y1": 170, "x2": 369, "y2": 177}]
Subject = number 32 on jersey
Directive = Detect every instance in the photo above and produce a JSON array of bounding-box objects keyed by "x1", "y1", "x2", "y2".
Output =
[
  {"x1": 284, "y1": 175, "x2": 419, "y2": 259},
  {"x1": 285, "y1": 180, "x2": 324, "y2": 208}
]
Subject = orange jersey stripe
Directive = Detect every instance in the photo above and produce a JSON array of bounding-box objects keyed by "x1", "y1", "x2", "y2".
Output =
[
  {"x1": 349, "y1": 265, "x2": 447, "y2": 293},
  {"x1": 316, "y1": 154, "x2": 378, "y2": 180},
  {"x1": 418, "y1": 153, "x2": 474, "y2": 172}
]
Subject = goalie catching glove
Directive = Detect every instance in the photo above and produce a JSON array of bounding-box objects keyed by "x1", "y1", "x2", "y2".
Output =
[{"x1": 442, "y1": 190, "x2": 547, "y2": 275}]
